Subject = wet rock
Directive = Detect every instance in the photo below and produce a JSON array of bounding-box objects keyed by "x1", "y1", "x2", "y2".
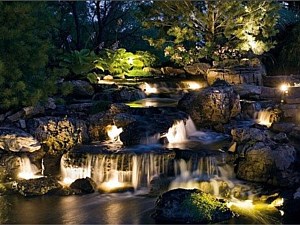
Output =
[
  {"x1": 93, "y1": 86, "x2": 145, "y2": 103},
  {"x1": 16, "y1": 177, "x2": 62, "y2": 196},
  {"x1": 108, "y1": 103, "x2": 131, "y2": 115},
  {"x1": 66, "y1": 80, "x2": 94, "y2": 98},
  {"x1": 271, "y1": 122, "x2": 296, "y2": 133},
  {"x1": 290, "y1": 126, "x2": 300, "y2": 139},
  {"x1": 233, "y1": 84, "x2": 261, "y2": 99},
  {"x1": 0, "y1": 128, "x2": 41, "y2": 152},
  {"x1": 206, "y1": 66, "x2": 263, "y2": 86},
  {"x1": 231, "y1": 127, "x2": 269, "y2": 144},
  {"x1": 280, "y1": 103, "x2": 300, "y2": 120},
  {"x1": 272, "y1": 132, "x2": 289, "y2": 143},
  {"x1": 70, "y1": 177, "x2": 97, "y2": 194},
  {"x1": 161, "y1": 67, "x2": 185, "y2": 76},
  {"x1": 152, "y1": 188, "x2": 233, "y2": 224},
  {"x1": 232, "y1": 127, "x2": 297, "y2": 186},
  {"x1": 45, "y1": 97, "x2": 56, "y2": 110},
  {"x1": 149, "y1": 174, "x2": 172, "y2": 197},
  {"x1": 184, "y1": 63, "x2": 211, "y2": 76},
  {"x1": 27, "y1": 117, "x2": 88, "y2": 154},
  {"x1": 178, "y1": 80, "x2": 240, "y2": 127}
]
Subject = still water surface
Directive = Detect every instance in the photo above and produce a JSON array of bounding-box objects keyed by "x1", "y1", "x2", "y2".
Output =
[{"x1": 0, "y1": 193, "x2": 156, "y2": 224}]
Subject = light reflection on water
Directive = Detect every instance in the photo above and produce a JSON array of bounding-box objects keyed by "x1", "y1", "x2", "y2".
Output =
[{"x1": 0, "y1": 193, "x2": 156, "y2": 224}]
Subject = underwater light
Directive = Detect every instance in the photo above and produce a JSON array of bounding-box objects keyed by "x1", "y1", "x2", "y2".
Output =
[{"x1": 106, "y1": 125, "x2": 123, "y2": 142}]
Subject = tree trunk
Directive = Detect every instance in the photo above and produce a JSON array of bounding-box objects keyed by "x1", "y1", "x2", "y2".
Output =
[
  {"x1": 95, "y1": 0, "x2": 103, "y2": 52},
  {"x1": 70, "y1": 2, "x2": 81, "y2": 50}
]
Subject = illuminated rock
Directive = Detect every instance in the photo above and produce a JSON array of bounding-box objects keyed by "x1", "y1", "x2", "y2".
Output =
[
  {"x1": 28, "y1": 117, "x2": 88, "y2": 154},
  {"x1": 232, "y1": 127, "x2": 297, "y2": 186},
  {"x1": 178, "y1": 80, "x2": 240, "y2": 126},
  {"x1": 16, "y1": 177, "x2": 62, "y2": 196},
  {"x1": 70, "y1": 177, "x2": 97, "y2": 194},
  {"x1": 0, "y1": 128, "x2": 41, "y2": 152},
  {"x1": 153, "y1": 188, "x2": 233, "y2": 224}
]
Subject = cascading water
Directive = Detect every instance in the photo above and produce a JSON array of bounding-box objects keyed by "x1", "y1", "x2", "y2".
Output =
[
  {"x1": 18, "y1": 156, "x2": 43, "y2": 180},
  {"x1": 60, "y1": 152, "x2": 171, "y2": 191},
  {"x1": 255, "y1": 109, "x2": 274, "y2": 127},
  {"x1": 255, "y1": 108, "x2": 277, "y2": 127},
  {"x1": 106, "y1": 125, "x2": 123, "y2": 143},
  {"x1": 164, "y1": 117, "x2": 228, "y2": 144}
]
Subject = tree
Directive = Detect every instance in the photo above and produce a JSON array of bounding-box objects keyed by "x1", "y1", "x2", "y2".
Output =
[
  {"x1": 0, "y1": 2, "x2": 57, "y2": 111},
  {"x1": 142, "y1": 0, "x2": 280, "y2": 65}
]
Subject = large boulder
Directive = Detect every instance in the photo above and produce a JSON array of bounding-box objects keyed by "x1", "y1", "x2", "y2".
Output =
[
  {"x1": 28, "y1": 117, "x2": 88, "y2": 154},
  {"x1": 232, "y1": 127, "x2": 297, "y2": 186},
  {"x1": 70, "y1": 177, "x2": 97, "y2": 194},
  {"x1": 152, "y1": 188, "x2": 233, "y2": 224},
  {"x1": 16, "y1": 177, "x2": 62, "y2": 196},
  {"x1": 178, "y1": 80, "x2": 240, "y2": 126},
  {"x1": 0, "y1": 128, "x2": 41, "y2": 152}
]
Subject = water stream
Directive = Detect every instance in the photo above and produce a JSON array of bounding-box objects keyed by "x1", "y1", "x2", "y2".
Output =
[{"x1": 12, "y1": 117, "x2": 285, "y2": 224}]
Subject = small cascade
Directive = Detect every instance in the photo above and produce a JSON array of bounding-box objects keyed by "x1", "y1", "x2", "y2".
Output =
[
  {"x1": 169, "y1": 156, "x2": 254, "y2": 199},
  {"x1": 18, "y1": 156, "x2": 43, "y2": 180},
  {"x1": 169, "y1": 157, "x2": 220, "y2": 190},
  {"x1": 255, "y1": 109, "x2": 275, "y2": 128},
  {"x1": 164, "y1": 120, "x2": 188, "y2": 144},
  {"x1": 60, "y1": 152, "x2": 171, "y2": 191},
  {"x1": 164, "y1": 117, "x2": 228, "y2": 144},
  {"x1": 106, "y1": 125, "x2": 123, "y2": 143},
  {"x1": 140, "y1": 82, "x2": 158, "y2": 95}
]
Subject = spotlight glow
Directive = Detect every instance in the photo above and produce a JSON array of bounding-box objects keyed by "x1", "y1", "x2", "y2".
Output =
[{"x1": 279, "y1": 84, "x2": 289, "y2": 92}]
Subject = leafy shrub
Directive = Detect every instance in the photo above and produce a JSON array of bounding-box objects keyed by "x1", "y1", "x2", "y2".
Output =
[
  {"x1": 95, "y1": 48, "x2": 156, "y2": 78},
  {"x1": 0, "y1": 2, "x2": 57, "y2": 111},
  {"x1": 60, "y1": 49, "x2": 101, "y2": 79}
]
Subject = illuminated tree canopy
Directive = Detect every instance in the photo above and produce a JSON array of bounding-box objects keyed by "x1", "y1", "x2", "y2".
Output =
[{"x1": 142, "y1": 0, "x2": 280, "y2": 65}]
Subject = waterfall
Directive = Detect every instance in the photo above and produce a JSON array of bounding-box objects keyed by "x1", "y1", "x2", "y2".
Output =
[
  {"x1": 255, "y1": 109, "x2": 274, "y2": 128},
  {"x1": 106, "y1": 125, "x2": 123, "y2": 143},
  {"x1": 164, "y1": 117, "x2": 228, "y2": 144},
  {"x1": 60, "y1": 152, "x2": 170, "y2": 191},
  {"x1": 169, "y1": 157, "x2": 221, "y2": 190},
  {"x1": 164, "y1": 120, "x2": 188, "y2": 144},
  {"x1": 18, "y1": 156, "x2": 42, "y2": 180}
]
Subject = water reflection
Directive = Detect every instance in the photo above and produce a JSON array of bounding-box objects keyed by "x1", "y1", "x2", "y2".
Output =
[
  {"x1": 0, "y1": 196, "x2": 10, "y2": 223},
  {"x1": 0, "y1": 194, "x2": 156, "y2": 224}
]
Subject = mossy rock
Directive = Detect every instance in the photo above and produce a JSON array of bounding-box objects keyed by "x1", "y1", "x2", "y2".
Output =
[{"x1": 152, "y1": 188, "x2": 233, "y2": 224}]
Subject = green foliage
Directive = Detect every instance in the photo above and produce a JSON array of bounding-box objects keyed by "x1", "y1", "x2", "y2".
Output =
[
  {"x1": 60, "y1": 49, "x2": 100, "y2": 79},
  {"x1": 60, "y1": 82, "x2": 74, "y2": 96},
  {"x1": 142, "y1": 0, "x2": 280, "y2": 65},
  {"x1": 0, "y1": 2, "x2": 57, "y2": 111},
  {"x1": 277, "y1": 22, "x2": 300, "y2": 74},
  {"x1": 96, "y1": 48, "x2": 155, "y2": 78},
  {"x1": 87, "y1": 72, "x2": 102, "y2": 84}
]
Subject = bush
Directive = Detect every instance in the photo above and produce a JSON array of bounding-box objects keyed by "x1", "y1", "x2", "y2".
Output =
[{"x1": 0, "y1": 2, "x2": 57, "y2": 112}]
